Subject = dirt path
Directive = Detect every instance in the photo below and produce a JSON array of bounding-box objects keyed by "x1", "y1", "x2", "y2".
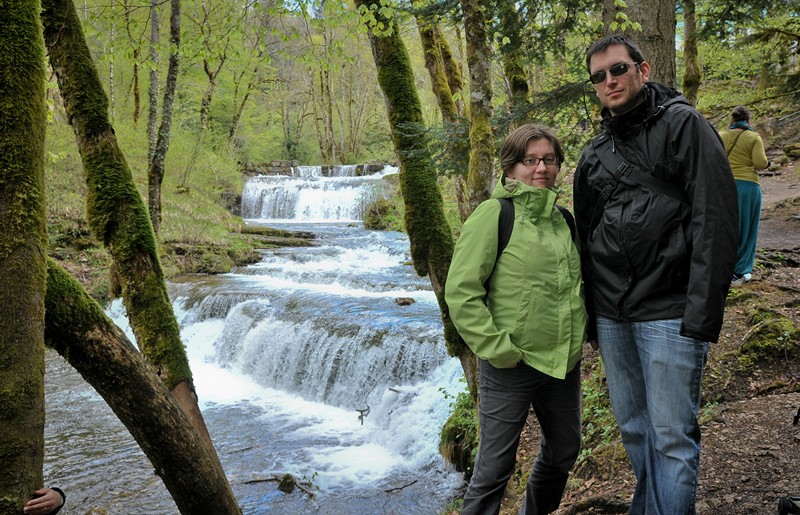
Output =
[{"x1": 757, "y1": 165, "x2": 800, "y2": 251}]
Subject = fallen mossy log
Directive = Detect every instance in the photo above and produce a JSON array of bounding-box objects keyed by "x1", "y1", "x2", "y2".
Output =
[{"x1": 239, "y1": 225, "x2": 316, "y2": 239}]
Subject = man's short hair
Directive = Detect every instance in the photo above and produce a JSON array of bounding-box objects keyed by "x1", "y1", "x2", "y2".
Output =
[
  {"x1": 731, "y1": 106, "x2": 750, "y2": 122},
  {"x1": 499, "y1": 124, "x2": 564, "y2": 177},
  {"x1": 586, "y1": 35, "x2": 646, "y2": 72}
]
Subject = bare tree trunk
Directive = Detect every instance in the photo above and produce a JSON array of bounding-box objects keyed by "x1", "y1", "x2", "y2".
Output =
[
  {"x1": 603, "y1": 0, "x2": 676, "y2": 86},
  {"x1": 123, "y1": 0, "x2": 141, "y2": 125},
  {"x1": 200, "y1": 57, "x2": 226, "y2": 130},
  {"x1": 147, "y1": 0, "x2": 160, "y2": 163},
  {"x1": 44, "y1": 262, "x2": 242, "y2": 514},
  {"x1": 109, "y1": 0, "x2": 116, "y2": 122},
  {"x1": 229, "y1": 66, "x2": 258, "y2": 142},
  {"x1": 41, "y1": 0, "x2": 231, "y2": 490},
  {"x1": 682, "y1": 0, "x2": 700, "y2": 106},
  {"x1": 148, "y1": 0, "x2": 180, "y2": 234},
  {"x1": 461, "y1": 0, "x2": 496, "y2": 212},
  {"x1": 354, "y1": 0, "x2": 478, "y2": 399},
  {"x1": 0, "y1": 3, "x2": 48, "y2": 510}
]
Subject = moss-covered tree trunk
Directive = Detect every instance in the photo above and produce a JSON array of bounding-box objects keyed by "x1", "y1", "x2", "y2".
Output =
[
  {"x1": 40, "y1": 0, "x2": 231, "y2": 492},
  {"x1": 0, "y1": 1, "x2": 48, "y2": 511},
  {"x1": 413, "y1": 8, "x2": 472, "y2": 222},
  {"x1": 461, "y1": 0, "x2": 496, "y2": 212},
  {"x1": 43, "y1": 262, "x2": 242, "y2": 514},
  {"x1": 147, "y1": 0, "x2": 180, "y2": 234},
  {"x1": 495, "y1": 0, "x2": 529, "y2": 110},
  {"x1": 436, "y1": 30, "x2": 472, "y2": 223},
  {"x1": 416, "y1": 17, "x2": 458, "y2": 122},
  {"x1": 355, "y1": 0, "x2": 478, "y2": 397},
  {"x1": 681, "y1": 0, "x2": 700, "y2": 107}
]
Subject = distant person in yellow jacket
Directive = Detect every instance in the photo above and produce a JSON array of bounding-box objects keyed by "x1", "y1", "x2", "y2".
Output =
[{"x1": 719, "y1": 106, "x2": 770, "y2": 286}]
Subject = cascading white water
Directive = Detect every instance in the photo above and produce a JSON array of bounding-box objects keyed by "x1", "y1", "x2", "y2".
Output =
[
  {"x1": 242, "y1": 166, "x2": 396, "y2": 221},
  {"x1": 43, "y1": 165, "x2": 466, "y2": 514}
]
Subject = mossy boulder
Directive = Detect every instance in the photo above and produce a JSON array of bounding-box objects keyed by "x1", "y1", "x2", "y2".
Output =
[
  {"x1": 739, "y1": 308, "x2": 799, "y2": 368},
  {"x1": 783, "y1": 142, "x2": 800, "y2": 159},
  {"x1": 278, "y1": 474, "x2": 297, "y2": 494},
  {"x1": 363, "y1": 198, "x2": 403, "y2": 231}
]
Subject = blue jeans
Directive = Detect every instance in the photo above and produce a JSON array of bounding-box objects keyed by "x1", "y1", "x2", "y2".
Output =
[
  {"x1": 596, "y1": 317, "x2": 707, "y2": 515},
  {"x1": 462, "y1": 360, "x2": 581, "y2": 515}
]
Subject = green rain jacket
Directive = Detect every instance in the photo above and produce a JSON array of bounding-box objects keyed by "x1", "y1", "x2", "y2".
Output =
[{"x1": 445, "y1": 179, "x2": 587, "y2": 379}]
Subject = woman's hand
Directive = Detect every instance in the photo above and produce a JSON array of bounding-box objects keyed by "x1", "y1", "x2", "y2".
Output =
[{"x1": 23, "y1": 488, "x2": 64, "y2": 515}]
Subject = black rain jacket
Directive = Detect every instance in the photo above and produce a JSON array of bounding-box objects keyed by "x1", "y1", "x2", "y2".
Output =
[{"x1": 573, "y1": 83, "x2": 738, "y2": 343}]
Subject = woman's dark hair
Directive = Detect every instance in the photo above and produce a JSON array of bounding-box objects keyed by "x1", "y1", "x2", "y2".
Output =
[
  {"x1": 499, "y1": 124, "x2": 564, "y2": 176},
  {"x1": 586, "y1": 35, "x2": 646, "y2": 72},
  {"x1": 731, "y1": 106, "x2": 750, "y2": 122}
]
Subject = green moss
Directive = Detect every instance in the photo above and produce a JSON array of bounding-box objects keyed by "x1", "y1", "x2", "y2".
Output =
[
  {"x1": 363, "y1": 198, "x2": 403, "y2": 231},
  {"x1": 739, "y1": 308, "x2": 799, "y2": 368},
  {"x1": 278, "y1": 474, "x2": 297, "y2": 494},
  {"x1": 439, "y1": 389, "x2": 478, "y2": 475},
  {"x1": 726, "y1": 289, "x2": 761, "y2": 305}
]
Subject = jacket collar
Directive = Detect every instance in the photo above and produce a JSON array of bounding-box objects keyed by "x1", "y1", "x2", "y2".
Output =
[
  {"x1": 492, "y1": 178, "x2": 557, "y2": 218},
  {"x1": 601, "y1": 82, "x2": 688, "y2": 137}
]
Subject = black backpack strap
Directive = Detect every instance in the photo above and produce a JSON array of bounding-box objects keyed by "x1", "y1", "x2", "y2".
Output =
[
  {"x1": 483, "y1": 198, "x2": 514, "y2": 297},
  {"x1": 592, "y1": 133, "x2": 690, "y2": 205},
  {"x1": 556, "y1": 205, "x2": 576, "y2": 242},
  {"x1": 496, "y1": 197, "x2": 514, "y2": 257}
]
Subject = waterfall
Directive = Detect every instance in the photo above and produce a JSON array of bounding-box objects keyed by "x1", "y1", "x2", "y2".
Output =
[
  {"x1": 241, "y1": 166, "x2": 397, "y2": 222},
  {"x1": 176, "y1": 295, "x2": 447, "y2": 408},
  {"x1": 43, "y1": 165, "x2": 464, "y2": 514}
]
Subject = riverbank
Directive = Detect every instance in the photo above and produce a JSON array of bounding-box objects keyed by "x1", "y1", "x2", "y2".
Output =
[{"x1": 47, "y1": 216, "x2": 317, "y2": 304}]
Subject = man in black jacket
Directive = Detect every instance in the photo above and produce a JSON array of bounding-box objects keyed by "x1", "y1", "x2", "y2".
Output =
[{"x1": 573, "y1": 35, "x2": 738, "y2": 514}]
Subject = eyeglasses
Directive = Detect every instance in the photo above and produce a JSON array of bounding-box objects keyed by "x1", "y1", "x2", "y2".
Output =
[
  {"x1": 520, "y1": 156, "x2": 560, "y2": 167},
  {"x1": 588, "y1": 62, "x2": 641, "y2": 84}
]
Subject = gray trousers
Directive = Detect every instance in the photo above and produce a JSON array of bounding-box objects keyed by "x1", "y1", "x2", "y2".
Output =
[{"x1": 461, "y1": 360, "x2": 581, "y2": 515}]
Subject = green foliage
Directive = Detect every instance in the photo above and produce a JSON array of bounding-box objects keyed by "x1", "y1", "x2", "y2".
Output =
[
  {"x1": 698, "y1": 400, "x2": 720, "y2": 425},
  {"x1": 575, "y1": 356, "x2": 623, "y2": 470},
  {"x1": 439, "y1": 386, "x2": 479, "y2": 475}
]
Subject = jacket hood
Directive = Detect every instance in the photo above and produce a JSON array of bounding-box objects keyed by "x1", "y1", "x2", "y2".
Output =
[
  {"x1": 491, "y1": 176, "x2": 558, "y2": 218},
  {"x1": 601, "y1": 82, "x2": 689, "y2": 137}
]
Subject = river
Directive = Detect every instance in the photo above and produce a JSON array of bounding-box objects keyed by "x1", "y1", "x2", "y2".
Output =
[{"x1": 43, "y1": 165, "x2": 466, "y2": 514}]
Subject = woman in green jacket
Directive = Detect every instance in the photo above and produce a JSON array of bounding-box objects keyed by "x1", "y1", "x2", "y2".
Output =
[{"x1": 445, "y1": 124, "x2": 587, "y2": 515}]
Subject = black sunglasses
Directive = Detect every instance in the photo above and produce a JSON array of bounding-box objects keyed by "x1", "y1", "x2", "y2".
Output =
[{"x1": 588, "y1": 62, "x2": 640, "y2": 84}]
